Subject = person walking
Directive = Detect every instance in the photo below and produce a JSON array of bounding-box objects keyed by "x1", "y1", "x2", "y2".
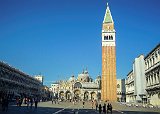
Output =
[
  {"x1": 107, "y1": 103, "x2": 110, "y2": 113},
  {"x1": 30, "y1": 98, "x2": 33, "y2": 109},
  {"x1": 34, "y1": 98, "x2": 38, "y2": 109},
  {"x1": 27, "y1": 98, "x2": 30, "y2": 108},
  {"x1": 103, "y1": 103, "x2": 106, "y2": 114},
  {"x1": 98, "y1": 104, "x2": 102, "y2": 114},
  {"x1": 16, "y1": 97, "x2": 19, "y2": 106},
  {"x1": 52, "y1": 98, "x2": 54, "y2": 104},
  {"x1": 109, "y1": 103, "x2": 112, "y2": 114}
]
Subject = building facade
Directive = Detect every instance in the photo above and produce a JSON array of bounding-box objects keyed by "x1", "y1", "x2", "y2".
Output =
[
  {"x1": 126, "y1": 55, "x2": 147, "y2": 103},
  {"x1": 35, "y1": 75, "x2": 44, "y2": 85},
  {"x1": 51, "y1": 69, "x2": 125, "y2": 102},
  {"x1": 101, "y1": 3, "x2": 117, "y2": 102},
  {"x1": 134, "y1": 55, "x2": 147, "y2": 102},
  {"x1": 126, "y1": 43, "x2": 160, "y2": 106},
  {"x1": 126, "y1": 70, "x2": 135, "y2": 103},
  {"x1": 145, "y1": 44, "x2": 160, "y2": 106},
  {"x1": 51, "y1": 70, "x2": 101, "y2": 101},
  {"x1": 117, "y1": 79, "x2": 126, "y2": 102},
  {"x1": 0, "y1": 61, "x2": 42, "y2": 99}
]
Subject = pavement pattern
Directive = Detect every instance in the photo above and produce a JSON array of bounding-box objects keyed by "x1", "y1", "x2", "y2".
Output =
[{"x1": 0, "y1": 101, "x2": 160, "y2": 114}]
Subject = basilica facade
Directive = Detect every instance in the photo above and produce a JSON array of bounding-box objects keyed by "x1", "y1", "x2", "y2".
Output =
[{"x1": 51, "y1": 70, "x2": 101, "y2": 101}]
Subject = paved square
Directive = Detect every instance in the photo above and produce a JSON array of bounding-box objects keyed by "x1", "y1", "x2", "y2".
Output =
[{"x1": 0, "y1": 101, "x2": 160, "y2": 114}]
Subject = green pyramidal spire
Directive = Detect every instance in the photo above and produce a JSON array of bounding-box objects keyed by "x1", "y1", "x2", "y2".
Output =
[{"x1": 103, "y1": 3, "x2": 113, "y2": 23}]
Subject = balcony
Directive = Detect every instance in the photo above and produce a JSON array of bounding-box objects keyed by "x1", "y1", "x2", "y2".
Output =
[{"x1": 145, "y1": 61, "x2": 160, "y2": 73}]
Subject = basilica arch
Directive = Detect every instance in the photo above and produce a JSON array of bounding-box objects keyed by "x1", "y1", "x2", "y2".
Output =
[
  {"x1": 74, "y1": 82, "x2": 82, "y2": 89},
  {"x1": 90, "y1": 92, "x2": 97, "y2": 100},
  {"x1": 74, "y1": 89, "x2": 81, "y2": 100},
  {"x1": 84, "y1": 91, "x2": 89, "y2": 100},
  {"x1": 59, "y1": 91, "x2": 65, "y2": 100},
  {"x1": 65, "y1": 91, "x2": 72, "y2": 100}
]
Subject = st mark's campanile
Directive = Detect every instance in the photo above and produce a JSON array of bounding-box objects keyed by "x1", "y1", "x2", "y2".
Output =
[{"x1": 101, "y1": 3, "x2": 117, "y2": 102}]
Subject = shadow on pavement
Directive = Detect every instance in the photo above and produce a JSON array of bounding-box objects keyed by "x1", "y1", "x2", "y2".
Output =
[{"x1": 122, "y1": 111, "x2": 160, "y2": 114}]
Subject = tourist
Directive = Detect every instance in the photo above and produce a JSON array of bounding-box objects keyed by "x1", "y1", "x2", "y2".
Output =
[
  {"x1": 34, "y1": 98, "x2": 38, "y2": 109},
  {"x1": 103, "y1": 103, "x2": 106, "y2": 114},
  {"x1": 16, "y1": 97, "x2": 19, "y2": 106},
  {"x1": 27, "y1": 98, "x2": 30, "y2": 108},
  {"x1": 107, "y1": 103, "x2": 109, "y2": 113},
  {"x1": 52, "y1": 98, "x2": 54, "y2": 104},
  {"x1": 2, "y1": 97, "x2": 9, "y2": 112},
  {"x1": 98, "y1": 104, "x2": 102, "y2": 114},
  {"x1": 109, "y1": 103, "x2": 112, "y2": 114},
  {"x1": 30, "y1": 98, "x2": 33, "y2": 109},
  {"x1": 107, "y1": 103, "x2": 112, "y2": 114}
]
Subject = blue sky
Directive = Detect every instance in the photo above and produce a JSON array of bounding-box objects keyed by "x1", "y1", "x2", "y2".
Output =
[{"x1": 0, "y1": 0, "x2": 160, "y2": 86}]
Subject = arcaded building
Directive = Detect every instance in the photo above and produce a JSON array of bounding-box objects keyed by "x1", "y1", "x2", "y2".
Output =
[{"x1": 0, "y1": 61, "x2": 42, "y2": 99}]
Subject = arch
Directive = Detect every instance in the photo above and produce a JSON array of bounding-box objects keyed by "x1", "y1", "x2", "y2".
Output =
[
  {"x1": 65, "y1": 91, "x2": 71, "y2": 100},
  {"x1": 117, "y1": 84, "x2": 120, "y2": 88},
  {"x1": 84, "y1": 91, "x2": 89, "y2": 100},
  {"x1": 109, "y1": 35, "x2": 111, "y2": 40},
  {"x1": 110, "y1": 35, "x2": 113, "y2": 40},
  {"x1": 74, "y1": 82, "x2": 82, "y2": 89},
  {"x1": 59, "y1": 91, "x2": 65, "y2": 100},
  {"x1": 104, "y1": 36, "x2": 108, "y2": 40},
  {"x1": 74, "y1": 89, "x2": 81, "y2": 100},
  {"x1": 152, "y1": 57, "x2": 155, "y2": 65},
  {"x1": 90, "y1": 92, "x2": 96, "y2": 100}
]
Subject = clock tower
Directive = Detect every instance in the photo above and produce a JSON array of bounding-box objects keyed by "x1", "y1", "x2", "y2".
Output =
[{"x1": 101, "y1": 3, "x2": 117, "y2": 101}]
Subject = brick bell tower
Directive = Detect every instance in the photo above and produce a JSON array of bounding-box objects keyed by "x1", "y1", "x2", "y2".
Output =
[{"x1": 101, "y1": 3, "x2": 117, "y2": 102}]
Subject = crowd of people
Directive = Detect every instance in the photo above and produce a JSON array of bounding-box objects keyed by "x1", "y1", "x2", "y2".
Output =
[
  {"x1": 85, "y1": 99, "x2": 113, "y2": 114},
  {"x1": 0, "y1": 97, "x2": 9, "y2": 111},
  {"x1": 0, "y1": 96, "x2": 40, "y2": 112},
  {"x1": 1, "y1": 94, "x2": 113, "y2": 114},
  {"x1": 16, "y1": 97, "x2": 39, "y2": 109},
  {"x1": 96, "y1": 103, "x2": 113, "y2": 114}
]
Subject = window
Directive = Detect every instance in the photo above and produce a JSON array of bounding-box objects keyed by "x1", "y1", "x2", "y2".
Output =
[
  {"x1": 117, "y1": 84, "x2": 120, "y2": 88},
  {"x1": 104, "y1": 36, "x2": 108, "y2": 40},
  {"x1": 110, "y1": 36, "x2": 113, "y2": 40},
  {"x1": 74, "y1": 82, "x2": 82, "y2": 88}
]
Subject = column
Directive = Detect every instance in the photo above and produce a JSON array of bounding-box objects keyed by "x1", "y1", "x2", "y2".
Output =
[
  {"x1": 155, "y1": 73, "x2": 158, "y2": 84},
  {"x1": 149, "y1": 76, "x2": 151, "y2": 86},
  {"x1": 158, "y1": 71, "x2": 160, "y2": 84},
  {"x1": 146, "y1": 77, "x2": 148, "y2": 86},
  {"x1": 153, "y1": 73, "x2": 156, "y2": 85}
]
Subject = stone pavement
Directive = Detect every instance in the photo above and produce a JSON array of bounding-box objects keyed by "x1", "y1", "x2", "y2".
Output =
[{"x1": 0, "y1": 101, "x2": 160, "y2": 114}]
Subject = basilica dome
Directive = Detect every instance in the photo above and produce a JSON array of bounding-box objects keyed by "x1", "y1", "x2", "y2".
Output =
[{"x1": 77, "y1": 70, "x2": 90, "y2": 82}]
